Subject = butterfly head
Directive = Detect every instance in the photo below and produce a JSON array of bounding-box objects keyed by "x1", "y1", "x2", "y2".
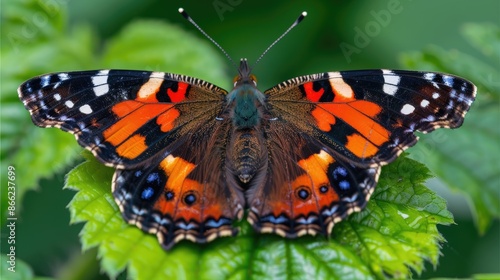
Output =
[{"x1": 233, "y1": 59, "x2": 257, "y2": 87}]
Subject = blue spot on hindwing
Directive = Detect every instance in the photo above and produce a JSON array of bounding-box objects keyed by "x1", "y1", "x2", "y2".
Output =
[
  {"x1": 147, "y1": 172, "x2": 159, "y2": 183},
  {"x1": 206, "y1": 218, "x2": 231, "y2": 228},
  {"x1": 141, "y1": 187, "x2": 155, "y2": 200},
  {"x1": 339, "y1": 180, "x2": 350, "y2": 190},
  {"x1": 261, "y1": 215, "x2": 288, "y2": 224},
  {"x1": 333, "y1": 167, "x2": 348, "y2": 179}
]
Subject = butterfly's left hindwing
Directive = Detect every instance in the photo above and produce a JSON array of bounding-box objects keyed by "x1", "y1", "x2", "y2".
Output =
[{"x1": 113, "y1": 117, "x2": 245, "y2": 250}]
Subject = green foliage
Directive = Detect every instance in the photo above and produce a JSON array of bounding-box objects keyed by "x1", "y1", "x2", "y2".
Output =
[
  {"x1": 0, "y1": 254, "x2": 54, "y2": 280},
  {"x1": 400, "y1": 23, "x2": 500, "y2": 234},
  {"x1": 334, "y1": 157, "x2": 453, "y2": 278}
]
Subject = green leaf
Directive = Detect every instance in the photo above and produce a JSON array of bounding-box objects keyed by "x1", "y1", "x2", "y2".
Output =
[
  {"x1": 473, "y1": 274, "x2": 500, "y2": 280},
  {"x1": 461, "y1": 23, "x2": 500, "y2": 63},
  {"x1": 1, "y1": 0, "x2": 66, "y2": 53},
  {"x1": 67, "y1": 151, "x2": 450, "y2": 279},
  {"x1": 399, "y1": 23, "x2": 500, "y2": 234},
  {"x1": 334, "y1": 155, "x2": 453, "y2": 279},
  {"x1": 409, "y1": 103, "x2": 500, "y2": 234},
  {"x1": 1, "y1": 254, "x2": 33, "y2": 280}
]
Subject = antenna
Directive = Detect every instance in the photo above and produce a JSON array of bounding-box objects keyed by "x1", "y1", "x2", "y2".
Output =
[
  {"x1": 251, "y1": 11, "x2": 307, "y2": 72},
  {"x1": 179, "y1": 8, "x2": 307, "y2": 73},
  {"x1": 178, "y1": 8, "x2": 238, "y2": 69}
]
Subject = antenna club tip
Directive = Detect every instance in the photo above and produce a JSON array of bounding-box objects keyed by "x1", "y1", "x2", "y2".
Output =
[
  {"x1": 178, "y1": 7, "x2": 189, "y2": 18},
  {"x1": 296, "y1": 11, "x2": 307, "y2": 23}
]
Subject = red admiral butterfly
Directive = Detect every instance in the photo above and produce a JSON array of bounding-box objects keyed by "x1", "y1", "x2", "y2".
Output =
[{"x1": 18, "y1": 9, "x2": 476, "y2": 250}]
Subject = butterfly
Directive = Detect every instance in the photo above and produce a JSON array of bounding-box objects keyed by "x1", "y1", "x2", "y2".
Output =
[{"x1": 17, "y1": 9, "x2": 476, "y2": 250}]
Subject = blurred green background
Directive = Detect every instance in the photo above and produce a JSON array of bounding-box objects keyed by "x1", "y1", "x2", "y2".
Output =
[{"x1": 1, "y1": 0, "x2": 499, "y2": 279}]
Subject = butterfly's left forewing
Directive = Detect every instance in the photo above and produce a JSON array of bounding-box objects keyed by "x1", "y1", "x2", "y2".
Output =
[{"x1": 18, "y1": 70, "x2": 227, "y2": 168}]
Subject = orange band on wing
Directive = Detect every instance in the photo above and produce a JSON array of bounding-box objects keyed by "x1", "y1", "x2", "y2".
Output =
[
  {"x1": 297, "y1": 150, "x2": 335, "y2": 177},
  {"x1": 115, "y1": 134, "x2": 147, "y2": 159},
  {"x1": 294, "y1": 151, "x2": 339, "y2": 216},
  {"x1": 105, "y1": 101, "x2": 173, "y2": 147},
  {"x1": 332, "y1": 102, "x2": 388, "y2": 146},
  {"x1": 312, "y1": 101, "x2": 389, "y2": 146},
  {"x1": 272, "y1": 151, "x2": 338, "y2": 217},
  {"x1": 154, "y1": 155, "x2": 196, "y2": 216},
  {"x1": 311, "y1": 107, "x2": 336, "y2": 131},
  {"x1": 349, "y1": 100, "x2": 383, "y2": 117},
  {"x1": 155, "y1": 155, "x2": 224, "y2": 222},
  {"x1": 111, "y1": 100, "x2": 143, "y2": 117},
  {"x1": 160, "y1": 155, "x2": 196, "y2": 187},
  {"x1": 157, "y1": 108, "x2": 180, "y2": 132},
  {"x1": 345, "y1": 133, "x2": 379, "y2": 158}
]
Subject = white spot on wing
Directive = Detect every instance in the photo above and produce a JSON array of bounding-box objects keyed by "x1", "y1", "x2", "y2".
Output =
[
  {"x1": 420, "y1": 99, "x2": 430, "y2": 108},
  {"x1": 65, "y1": 100, "x2": 74, "y2": 108},
  {"x1": 401, "y1": 104, "x2": 415, "y2": 115},
  {"x1": 383, "y1": 84, "x2": 398, "y2": 96},
  {"x1": 424, "y1": 73, "x2": 436, "y2": 81},
  {"x1": 92, "y1": 70, "x2": 109, "y2": 86},
  {"x1": 382, "y1": 70, "x2": 400, "y2": 95},
  {"x1": 79, "y1": 104, "x2": 93, "y2": 114},
  {"x1": 41, "y1": 75, "x2": 50, "y2": 87},
  {"x1": 432, "y1": 93, "x2": 440, "y2": 99},
  {"x1": 92, "y1": 70, "x2": 109, "y2": 96},
  {"x1": 423, "y1": 115, "x2": 435, "y2": 122},
  {"x1": 53, "y1": 93, "x2": 61, "y2": 101},
  {"x1": 328, "y1": 76, "x2": 354, "y2": 99},
  {"x1": 137, "y1": 72, "x2": 165, "y2": 99},
  {"x1": 150, "y1": 72, "x2": 165, "y2": 79},
  {"x1": 442, "y1": 75, "x2": 454, "y2": 87},
  {"x1": 94, "y1": 84, "x2": 109, "y2": 96},
  {"x1": 58, "y1": 73, "x2": 69, "y2": 81}
]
